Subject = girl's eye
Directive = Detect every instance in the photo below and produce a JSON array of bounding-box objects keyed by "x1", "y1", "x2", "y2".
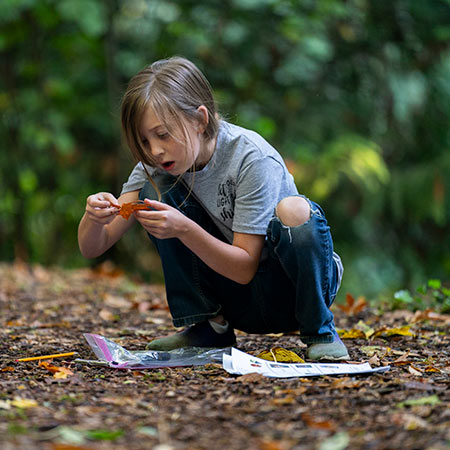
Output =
[
  {"x1": 157, "y1": 132, "x2": 169, "y2": 140},
  {"x1": 141, "y1": 139, "x2": 149, "y2": 146}
]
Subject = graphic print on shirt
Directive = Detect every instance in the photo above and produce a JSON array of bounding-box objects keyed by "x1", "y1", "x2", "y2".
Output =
[{"x1": 217, "y1": 178, "x2": 236, "y2": 222}]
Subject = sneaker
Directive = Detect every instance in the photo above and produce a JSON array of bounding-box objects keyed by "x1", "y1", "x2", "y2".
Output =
[
  {"x1": 146, "y1": 321, "x2": 236, "y2": 351},
  {"x1": 306, "y1": 331, "x2": 349, "y2": 361}
]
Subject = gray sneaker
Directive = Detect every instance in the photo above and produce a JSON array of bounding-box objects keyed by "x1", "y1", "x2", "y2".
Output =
[{"x1": 307, "y1": 331, "x2": 349, "y2": 361}]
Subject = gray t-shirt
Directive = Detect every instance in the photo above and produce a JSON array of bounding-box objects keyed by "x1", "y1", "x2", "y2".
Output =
[
  {"x1": 121, "y1": 120, "x2": 298, "y2": 242},
  {"x1": 121, "y1": 120, "x2": 343, "y2": 285}
]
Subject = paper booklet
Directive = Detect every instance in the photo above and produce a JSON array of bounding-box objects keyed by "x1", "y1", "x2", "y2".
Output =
[{"x1": 223, "y1": 347, "x2": 390, "y2": 378}]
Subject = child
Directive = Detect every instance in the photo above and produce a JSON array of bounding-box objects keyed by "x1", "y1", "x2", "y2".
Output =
[{"x1": 78, "y1": 56, "x2": 349, "y2": 361}]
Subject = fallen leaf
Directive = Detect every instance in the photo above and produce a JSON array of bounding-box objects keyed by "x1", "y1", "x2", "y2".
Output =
[
  {"x1": 337, "y1": 293, "x2": 367, "y2": 315},
  {"x1": 301, "y1": 413, "x2": 336, "y2": 431},
  {"x1": 408, "y1": 365, "x2": 424, "y2": 376},
  {"x1": 373, "y1": 325, "x2": 415, "y2": 338},
  {"x1": 99, "y1": 309, "x2": 117, "y2": 321},
  {"x1": 360, "y1": 346, "x2": 391, "y2": 358},
  {"x1": 0, "y1": 400, "x2": 11, "y2": 410},
  {"x1": 424, "y1": 365, "x2": 441, "y2": 373},
  {"x1": 51, "y1": 444, "x2": 93, "y2": 450},
  {"x1": 236, "y1": 372, "x2": 265, "y2": 383},
  {"x1": 397, "y1": 394, "x2": 441, "y2": 408},
  {"x1": 338, "y1": 328, "x2": 366, "y2": 339},
  {"x1": 10, "y1": 397, "x2": 38, "y2": 409},
  {"x1": 411, "y1": 309, "x2": 450, "y2": 324},
  {"x1": 39, "y1": 361, "x2": 74, "y2": 379},
  {"x1": 271, "y1": 396, "x2": 296, "y2": 406},
  {"x1": 330, "y1": 377, "x2": 362, "y2": 389},
  {"x1": 391, "y1": 412, "x2": 429, "y2": 430},
  {"x1": 256, "y1": 347, "x2": 305, "y2": 363},
  {"x1": 317, "y1": 431, "x2": 350, "y2": 450}
]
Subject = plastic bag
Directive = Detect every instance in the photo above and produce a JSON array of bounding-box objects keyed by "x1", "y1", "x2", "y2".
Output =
[{"x1": 83, "y1": 333, "x2": 230, "y2": 369}]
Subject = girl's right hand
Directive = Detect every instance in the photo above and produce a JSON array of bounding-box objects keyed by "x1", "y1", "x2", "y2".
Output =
[{"x1": 84, "y1": 192, "x2": 120, "y2": 226}]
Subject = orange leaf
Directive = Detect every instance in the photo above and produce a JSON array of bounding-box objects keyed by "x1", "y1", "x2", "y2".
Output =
[
  {"x1": 301, "y1": 413, "x2": 336, "y2": 431},
  {"x1": 39, "y1": 361, "x2": 73, "y2": 379},
  {"x1": 118, "y1": 201, "x2": 150, "y2": 220},
  {"x1": 337, "y1": 293, "x2": 367, "y2": 315}
]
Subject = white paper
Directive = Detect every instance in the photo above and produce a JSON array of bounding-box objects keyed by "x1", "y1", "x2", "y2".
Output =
[{"x1": 223, "y1": 347, "x2": 390, "y2": 378}]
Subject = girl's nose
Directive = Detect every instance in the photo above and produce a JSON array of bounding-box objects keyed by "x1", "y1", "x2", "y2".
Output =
[{"x1": 151, "y1": 143, "x2": 164, "y2": 157}]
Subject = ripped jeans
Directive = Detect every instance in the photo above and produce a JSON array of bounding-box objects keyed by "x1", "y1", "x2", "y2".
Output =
[{"x1": 139, "y1": 176, "x2": 341, "y2": 344}]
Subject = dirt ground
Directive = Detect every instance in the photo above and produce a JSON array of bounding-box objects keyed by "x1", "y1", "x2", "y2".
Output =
[{"x1": 1, "y1": 262, "x2": 449, "y2": 450}]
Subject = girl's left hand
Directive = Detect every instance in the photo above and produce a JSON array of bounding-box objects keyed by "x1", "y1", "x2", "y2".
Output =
[{"x1": 134, "y1": 199, "x2": 190, "y2": 239}]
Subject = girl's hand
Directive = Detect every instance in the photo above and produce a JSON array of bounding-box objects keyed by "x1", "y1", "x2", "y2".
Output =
[
  {"x1": 85, "y1": 192, "x2": 120, "y2": 226},
  {"x1": 135, "y1": 199, "x2": 190, "y2": 239}
]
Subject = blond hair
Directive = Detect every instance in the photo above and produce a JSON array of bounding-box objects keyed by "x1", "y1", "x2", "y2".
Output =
[{"x1": 121, "y1": 56, "x2": 219, "y2": 171}]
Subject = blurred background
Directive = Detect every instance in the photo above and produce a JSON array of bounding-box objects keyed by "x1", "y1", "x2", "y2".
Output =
[{"x1": 1, "y1": 0, "x2": 449, "y2": 304}]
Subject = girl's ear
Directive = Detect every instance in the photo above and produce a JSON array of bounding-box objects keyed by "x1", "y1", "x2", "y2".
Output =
[{"x1": 196, "y1": 105, "x2": 209, "y2": 133}]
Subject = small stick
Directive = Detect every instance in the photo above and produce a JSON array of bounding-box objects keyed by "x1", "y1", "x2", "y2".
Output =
[{"x1": 15, "y1": 352, "x2": 77, "y2": 362}]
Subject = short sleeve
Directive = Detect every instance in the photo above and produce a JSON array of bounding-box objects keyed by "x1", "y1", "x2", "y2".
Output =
[
  {"x1": 120, "y1": 162, "x2": 152, "y2": 195},
  {"x1": 232, "y1": 156, "x2": 284, "y2": 235}
]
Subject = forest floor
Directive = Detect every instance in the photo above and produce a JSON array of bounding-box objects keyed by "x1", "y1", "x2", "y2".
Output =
[{"x1": 0, "y1": 262, "x2": 449, "y2": 450}]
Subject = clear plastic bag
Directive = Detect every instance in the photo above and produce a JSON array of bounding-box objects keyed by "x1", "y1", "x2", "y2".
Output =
[{"x1": 83, "y1": 333, "x2": 230, "y2": 369}]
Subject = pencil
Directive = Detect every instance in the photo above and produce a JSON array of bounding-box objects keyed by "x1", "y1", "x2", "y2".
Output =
[{"x1": 15, "y1": 352, "x2": 77, "y2": 362}]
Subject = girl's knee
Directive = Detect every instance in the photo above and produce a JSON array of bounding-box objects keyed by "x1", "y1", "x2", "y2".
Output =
[{"x1": 276, "y1": 196, "x2": 310, "y2": 227}]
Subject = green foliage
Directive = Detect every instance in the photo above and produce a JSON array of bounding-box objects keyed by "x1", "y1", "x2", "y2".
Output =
[
  {"x1": 0, "y1": 0, "x2": 449, "y2": 300},
  {"x1": 393, "y1": 279, "x2": 450, "y2": 313}
]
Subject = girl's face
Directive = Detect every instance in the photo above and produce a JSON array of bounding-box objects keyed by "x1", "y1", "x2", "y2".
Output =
[{"x1": 139, "y1": 106, "x2": 211, "y2": 175}]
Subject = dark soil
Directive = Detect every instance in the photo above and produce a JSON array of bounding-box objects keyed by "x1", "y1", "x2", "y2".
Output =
[{"x1": 1, "y1": 262, "x2": 449, "y2": 450}]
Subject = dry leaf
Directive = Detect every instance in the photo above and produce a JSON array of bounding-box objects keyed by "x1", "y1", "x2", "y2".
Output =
[
  {"x1": 408, "y1": 365, "x2": 423, "y2": 376},
  {"x1": 10, "y1": 398, "x2": 38, "y2": 409},
  {"x1": 256, "y1": 347, "x2": 305, "y2": 363},
  {"x1": 271, "y1": 396, "x2": 296, "y2": 406},
  {"x1": 39, "y1": 361, "x2": 74, "y2": 379},
  {"x1": 337, "y1": 293, "x2": 367, "y2": 315},
  {"x1": 99, "y1": 308, "x2": 117, "y2": 321},
  {"x1": 301, "y1": 413, "x2": 336, "y2": 431},
  {"x1": 373, "y1": 325, "x2": 415, "y2": 338},
  {"x1": 118, "y1": 201, "x2": 150, "y2": 220},
  {"x1": 338, "y1": 328, "x2": 366, "y2": 339},
  {"x1": 236, "y1": 372, "x2": 265, "y2": 383}
]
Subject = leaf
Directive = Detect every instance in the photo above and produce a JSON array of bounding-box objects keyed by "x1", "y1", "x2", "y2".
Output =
[
  {"x1": 0, "y1": 400, "x2": 11, "y2": 410},
  {"x1": 39, "y1": 361, "x2": 74, "y2": 379},
  {"x1": 236, "y1": 373, "x2": 265, "y2": 383},
  {"x1": 373, "y1": 325, "x2": 415, "y2": 338},
  {"x1": 397, "y1": 394, "x2": 441, "y2": 408},
  {"x1": 256, "y1": 347, "x2": 305, "y2": 363},
  {"x1": 51, "y1": 444, "x2": 92, "y2": 450},
  {"x1": 86, "y1": 429, "x2": 124, "y2": 441},
  {"x1": 318, "y1": 431, "x2": 350, "y2": 450},
  {"x1": 118, "y1": 201, "x2": 151, "y2": 220},
  {"x1": 360, "y1": 346, "x2": 391, "y2": 357},
  {"x1": 338, "y1": 328, "x2": 366, "y2": 339},
  {"x1": 408, "y1": 365, "x2": 423, "y2": 376},
  {"x1": 337, "y1": 293, "x2": 367, "y2": 315},
  {"x1": 301, "y1": 413, "x2": 336, "y2": 431},
  {"x1": 411, "y1": 309, "x2": 450, "y2": 324},
  {"x1": 10, "y1": 398, "x2": 38, "y2": 409}
]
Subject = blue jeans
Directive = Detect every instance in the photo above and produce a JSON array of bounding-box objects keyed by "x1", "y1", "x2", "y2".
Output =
[{"x1": 139, "y1": 174, "x2": 340, "y2": 344}]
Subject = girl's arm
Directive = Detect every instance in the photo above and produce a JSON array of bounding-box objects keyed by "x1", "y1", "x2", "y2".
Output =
[
  {"x1": 135, "y1": 199, "x2": 265, "y2": 284},
  {"x1": 78, "y1": 190, "x2": 140, "y2": 258}
]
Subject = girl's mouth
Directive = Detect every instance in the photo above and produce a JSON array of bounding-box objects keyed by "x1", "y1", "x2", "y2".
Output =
[{"x1": 162, "y1": 161, "x2": 175, "y2": 171}]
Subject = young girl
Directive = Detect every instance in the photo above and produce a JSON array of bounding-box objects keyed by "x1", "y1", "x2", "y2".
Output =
[{"x1": 78, "y1": 56, "x2": 349, "y2": 361}]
